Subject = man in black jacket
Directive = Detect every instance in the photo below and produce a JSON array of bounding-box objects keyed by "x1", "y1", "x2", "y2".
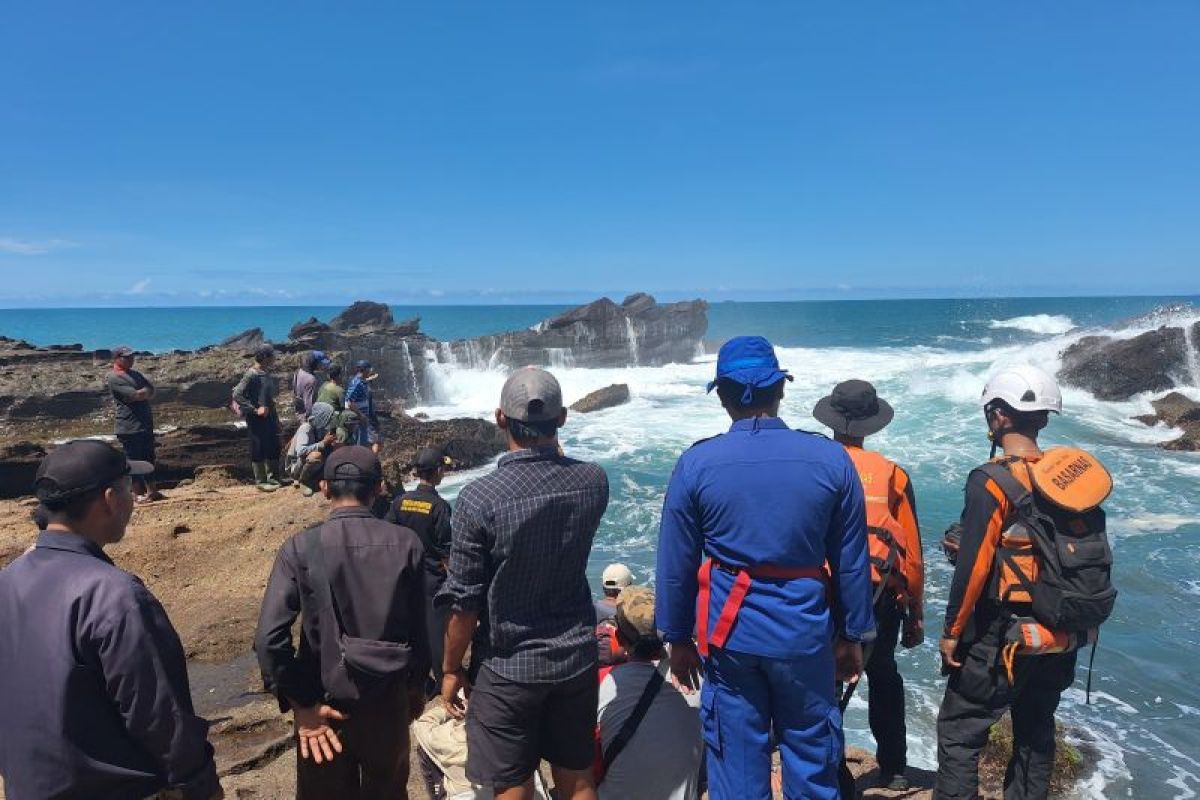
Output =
[
  {"x1": 255, "y1": 446, "x2": 430, "y2": 800},
  {"x1": 388, "y1": 446, "x2": 454, "y2": 692},
  {"x1": 105, "y1": 345, "x2": 160, "y2": 502},
  {"x1": 0, "y1": 440, "x2": 221, "y2": 800}
]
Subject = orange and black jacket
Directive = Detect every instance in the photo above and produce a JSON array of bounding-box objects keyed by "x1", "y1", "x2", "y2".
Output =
[
  {"x1": 889, "y1": 463, "x2": 924, "y2": 617},
  {"x1": 943, "y1": 459, "x2": 1029, "y2": 640}
]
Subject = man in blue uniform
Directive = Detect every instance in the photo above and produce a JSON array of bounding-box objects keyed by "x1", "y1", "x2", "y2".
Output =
[{"x1": 656, "y1": 336, "x2": 875, "y2": 800}]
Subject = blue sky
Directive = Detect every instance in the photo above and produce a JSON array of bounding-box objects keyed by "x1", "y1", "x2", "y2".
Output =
[{"x1": 2, "y1": 3, "x2": 1198, "y2": 306}]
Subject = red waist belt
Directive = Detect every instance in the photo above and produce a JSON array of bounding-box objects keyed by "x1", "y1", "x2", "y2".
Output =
[{"x1": 696, "y1": 558, "x2": 828, "y2": 656}]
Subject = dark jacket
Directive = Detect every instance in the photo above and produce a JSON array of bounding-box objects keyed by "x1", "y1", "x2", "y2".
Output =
[
  {"x1": 105, "y1": 368, "x2": 155, "y2": 435},
  {"x1": 386, "y1": 484, "x2": 453, "y2": 577},
  {"x1": 254, "y1": 506, "x2": 431, "y2": 709},
  {"x1": 233, "y1": 366, "x2": 277, "y2": 417},
  {"x1": 0, "y1": 532, "x2": 218, "y2": 800}
]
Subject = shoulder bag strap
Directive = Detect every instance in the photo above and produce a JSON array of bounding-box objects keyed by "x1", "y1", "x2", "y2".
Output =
[
  {"x1": 600, "y1": 667, "x2": 666, "y2": 777},
  {"x1": 303, "y1": 523, "x2": 348, "y2": 637}
]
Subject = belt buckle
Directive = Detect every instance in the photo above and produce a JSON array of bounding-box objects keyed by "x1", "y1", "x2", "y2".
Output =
[{"x1": 715, "y1": 562, "x2": 739, "y2": 576}]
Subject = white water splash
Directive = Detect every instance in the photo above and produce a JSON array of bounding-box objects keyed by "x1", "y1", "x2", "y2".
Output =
[
  {"x1": 624, "y1": 316, "x2": 641, "y2": 367},
  {"x1": 989, "y1": 314, "x2": 1076, "y2": 335},
  {"x1": 438, "y1": 341, "x2": 457, "y2": 366},
  {"x1": 399, "y1": 340, "x2": 422, "y2": 402},
  {"x1": 1186, "y1": 323, "x2": 1200, "y2": 388},
  {"x1": 546, "y1": 347, "x2": 576, "y2": 369}
]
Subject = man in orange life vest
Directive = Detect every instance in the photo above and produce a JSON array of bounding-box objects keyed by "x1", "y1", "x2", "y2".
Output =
[
  {"x1": 936, "y1": 366, "x2": 1085, "y2": 800},
  {"x1": 814, "y1": 379, "x2": 924, "y2": 792},
  {"x1": 656, "y1": 336, "x2": 875, "y2": 800}
]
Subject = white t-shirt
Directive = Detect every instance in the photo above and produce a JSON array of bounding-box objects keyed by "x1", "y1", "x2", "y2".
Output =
[{"x1": 597, "y1": 660, "x2": 703, "y2": 800}]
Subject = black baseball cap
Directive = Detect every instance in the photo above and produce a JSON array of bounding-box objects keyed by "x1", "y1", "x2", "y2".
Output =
[
  {"x1": 34, "y1": 440, "x2": 152, "y2": 503},
  {"x1": 112, "y1": 345, "x2": 135, "y2": 358},
  {"x1": 323, "y1": 445, "x2": 382, "y2": 482},
  {"x1": 415, "y1": 447, "x2": 450, "y2": 471}
]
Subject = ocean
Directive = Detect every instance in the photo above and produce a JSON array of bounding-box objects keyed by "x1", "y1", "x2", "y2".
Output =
[{"x1": 5, "y1": 295, "x2": 1200, "y2": 797}]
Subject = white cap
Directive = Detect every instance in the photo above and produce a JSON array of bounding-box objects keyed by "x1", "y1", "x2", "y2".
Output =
[
  {"x1": 601, "y1": 563, "x2": 634, "y2": 590},
  {"x1": 981, "y1": 365, "x2": 1062, "y2": 414}
]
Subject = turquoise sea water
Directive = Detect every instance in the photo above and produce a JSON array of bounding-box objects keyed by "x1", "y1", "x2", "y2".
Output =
[{"x1": 5, "y1": 296, "x2": 1200, "y2": 797}]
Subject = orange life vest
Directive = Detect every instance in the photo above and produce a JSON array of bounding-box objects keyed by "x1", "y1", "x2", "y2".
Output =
[{"x1": 845, "y1": 448, "x2": 909, "y2": 602}]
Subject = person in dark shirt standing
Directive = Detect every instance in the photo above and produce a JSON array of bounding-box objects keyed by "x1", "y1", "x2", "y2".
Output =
[
  {"x1": 0, "y1": 440, "x2": 221, "y2": 800},
  {"x1": 233, "y1": 344, "x2": 286, "y2": 491},
  {"x1": 387, "y1": 446, "x2": 454, "y2": 693},
  {"x1": 438, "y1": 367, "x2": 609, "y2": 800},
  {"x1": 105, "y1": 345, "x2": 160, "y2": 503},
  {"x1": 255, "y1": 446, "x2": 430, "y2": 800}
]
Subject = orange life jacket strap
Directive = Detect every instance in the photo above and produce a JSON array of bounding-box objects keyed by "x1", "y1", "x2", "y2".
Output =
[{"x1": 696, "y1": 558, "x2": 827, "y2": 657}]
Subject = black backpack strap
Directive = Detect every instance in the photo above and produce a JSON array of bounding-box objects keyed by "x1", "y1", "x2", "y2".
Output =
[
  {"x1": 601, "y1": 668, "x2": 666, "y2": 778},
  {"x1": 978, "y1": 461, "x2": 1035, "y2": 518}
]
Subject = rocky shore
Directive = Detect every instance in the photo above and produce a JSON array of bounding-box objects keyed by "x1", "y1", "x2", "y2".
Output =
[{"x1": 0, "y1": 294, "x2": 707, "y2": 498}]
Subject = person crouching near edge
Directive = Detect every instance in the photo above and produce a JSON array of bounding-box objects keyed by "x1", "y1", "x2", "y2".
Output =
[
  {"x1": 594, "y1": 586, "x2": 703, "y2": 800},
  {"x1": 0, "y1": 441, "x2": 221, "y2": 800},
  {"x1": 655, "y1": 336, "x2": 875, "y2": 800},
  {"x1": 813, "y1": 379, "x2": 925, "y2": 792},
  {"x1": 285, "y1": 401, "x2": 339, "y2": 497},
  {"x1": 437, "y1": 367, "x2": 610, "y2": 800},
  {"x1": 254, "y1": 446, "x2": 430, "y2": 799},
  {"x1": 935, "y1": 365, "x2": 1115, "y2": 800}
]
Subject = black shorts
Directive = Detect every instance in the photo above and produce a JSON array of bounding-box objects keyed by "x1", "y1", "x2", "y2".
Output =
[
  {"x1": 465, "y1": 665, "x2": 598, "y2": 789},
  {"x1": 117, "y1": 432, "x2": 156, "y2": 465}
]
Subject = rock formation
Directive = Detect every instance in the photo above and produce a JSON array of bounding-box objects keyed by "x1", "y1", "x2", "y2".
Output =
[
  {"x1": 570, "y1": 384, "x2": 631, "y2": 414},
  {"x1": 1133, "y1": 391, "x2": 1200, "y2": 451},
  {"x1": 1058, "y1": 325, "x2": 1194, "y2": 401},
  {"x1": 434, "y1": 294, "x2": 708, "y2": 371},
  {"x1": 1, "y1": 294, "x2": 704, "y2": 499}
]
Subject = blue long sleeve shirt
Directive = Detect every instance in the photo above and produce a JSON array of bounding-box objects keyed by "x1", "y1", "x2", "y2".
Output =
[{"x1": 655, "y1": 416, "x2": 875, "y2": 658}]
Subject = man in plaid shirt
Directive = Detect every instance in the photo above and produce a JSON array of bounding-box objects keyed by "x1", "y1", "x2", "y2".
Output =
[{"x1": 438, "y1": 367, "x2": 609, "y2": 800}]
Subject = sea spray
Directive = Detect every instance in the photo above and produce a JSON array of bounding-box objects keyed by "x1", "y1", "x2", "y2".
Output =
[{"x1": 624, "y1": 316, "x2": 641, "y2": 367}]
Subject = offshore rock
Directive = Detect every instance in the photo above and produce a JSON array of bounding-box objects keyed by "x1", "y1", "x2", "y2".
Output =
[
  {"x1": 215, "y1": 327, "x2": 266, "y2": 352},
  {"x1": 1058, "y1": 326, "x2": 1190, "y2": 401},
  {"x1": 330, "y1": 301, "x2": 395, "y2": 331},
  {"x1": 437, "y1": 295, "x2": 708, "y2": 370},
  {"x1": 570, "y1": 384, "x2": 631, "y2": 414},
  {"x1": 1134, "y1": 391, "x2": 1200, "y2": 451}
]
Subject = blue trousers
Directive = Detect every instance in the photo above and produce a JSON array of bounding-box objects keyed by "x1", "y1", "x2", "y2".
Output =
[{"x1": 702, "y1": 647, "x2": 842, "y2": 800}]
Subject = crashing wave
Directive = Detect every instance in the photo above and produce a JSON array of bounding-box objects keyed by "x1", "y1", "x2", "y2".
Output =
[{"x1": 989, "y1": 314, "x2": 1076, "y2": 335}]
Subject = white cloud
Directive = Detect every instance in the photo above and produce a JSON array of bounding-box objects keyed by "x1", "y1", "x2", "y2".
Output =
[
  {"x1": 428, "y1": 288, "x2": 446, "y2": 297},
  {"x1": 0, "y1": 237, "x2": 76, "y2": 255},
  {"x1": 129, "y1": 278, "x2": 151, "y2": 294}
]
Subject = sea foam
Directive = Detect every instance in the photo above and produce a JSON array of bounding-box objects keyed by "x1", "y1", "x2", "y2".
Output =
[{"x1": 989, "y1": 314, "x2": 1077, "y2": 335}]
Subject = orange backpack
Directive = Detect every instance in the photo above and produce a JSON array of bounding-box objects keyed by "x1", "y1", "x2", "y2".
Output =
[{"x1": 846, "y1": 448, "x2": 910, "y2": 606}]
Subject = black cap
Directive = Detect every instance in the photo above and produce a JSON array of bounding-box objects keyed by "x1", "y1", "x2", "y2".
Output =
[
  {"x1": 415, "y1": 447, "x2": 450, "y2": 471},
  {"x1": 323, "y1": 445, "x2": 382, "y2": 482},
  {"x1": 112, "y1": 345, "x2": 135, "y2": 358},
  {"x1": 812, "y1": 379, "x2": 895, "y2": 437},
  {"x1": 34, "y1": 440, "x2": 153, "y2": 502}
]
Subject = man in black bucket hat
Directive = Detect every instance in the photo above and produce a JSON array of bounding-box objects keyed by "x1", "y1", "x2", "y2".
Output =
[
  {"x1": 0, "y1": 440, "x2": 221, "y2": 800},
  {"x1": 814, "y1": 380, "x2": 925, "y2": 792},
  {"x1": 255, "y1": 445, "x2": 430, "y2": 799}
]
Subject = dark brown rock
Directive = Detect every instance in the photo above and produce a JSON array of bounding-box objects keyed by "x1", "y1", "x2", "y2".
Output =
[
  {"x1": 216, "y1": 328, "x2": 266, "y2": 352},
  {"x1": 330, "y1": 301, "x2": 395, "y2": 331},
  {"x1": 377, "y1": 415, "x2": 506, "y2": 486},
  {"x1": 288, "y1": 316, "x2": 330, "y2": 341},
  {"x1": 570, "y1": 384, "x2": 631, "y2": 414},
  {"x1": 1143, "y1": 391, "x2": 1200, "y2": 451},
  {"x1": 0, "y1": 441, "x2": 46, "y2": 499},
  {"x1": 1059, "y1": 327, "x2": 1188, "y2": 401}
]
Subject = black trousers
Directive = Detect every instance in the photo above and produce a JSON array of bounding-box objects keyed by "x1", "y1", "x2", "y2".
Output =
[
  {"x1": 866, "y1": 595, "x2": 907, "y2": 777},
  {"x1": 934, "y1": 620, "x2": 1077, "y2": 800},
  {"x1": 246, "y1": 412, "x2": 281, "y2": 462},
  {"x1": 295, "y1": 680, "x2": 412, "y2": 800},
  {"x1": 424, "y1": 570, "x2": 449, "y2": 689}
]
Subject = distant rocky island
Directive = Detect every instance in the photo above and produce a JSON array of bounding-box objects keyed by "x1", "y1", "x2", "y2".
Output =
[{"x1": 0, "y1": 294, "x2": 708, "y2": 498}]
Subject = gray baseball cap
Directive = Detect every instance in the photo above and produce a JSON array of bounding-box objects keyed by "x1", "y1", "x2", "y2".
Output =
[{"x1": 500, "y1": 367, "x2": 563, "y2": 423}]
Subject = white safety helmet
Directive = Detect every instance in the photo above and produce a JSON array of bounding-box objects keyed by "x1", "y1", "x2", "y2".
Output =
[
  {"x1": 981, "y1": 364, "x2": 1062, "y2": 414},
  {"x1": 601, "y1": 563, "x2": 634, "y2": 590}
]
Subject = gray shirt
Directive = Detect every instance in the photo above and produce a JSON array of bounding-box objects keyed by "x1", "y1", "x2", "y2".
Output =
[
  {"x1": 105, "y1": 368, "x2": 154, "y2": 435},
  {"x1": 437, "y1": 447, "x2": 609, "y2": 683},
  {"x1": 293, "y1": 368, "x2": 318, "y2": 418}
]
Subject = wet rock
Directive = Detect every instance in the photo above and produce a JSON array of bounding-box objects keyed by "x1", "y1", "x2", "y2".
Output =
[
  {"x1": 217, "y1": 328, "x2": 267, "y2": 352},
  {"x1": 570, "y1": 384, "x2": 631, "y2": 414},
  {"x1": 1136, "y1": 391, "x2": 1200, "y2": 451},
  {"x1": 439, "y1": 295, "x2": 708, "y2": 370},
  {"x1": 378, "y1": 415, "x2": 506, "y2": 486},
  {"x1": 288, "y1": 316, "x2": 330, "y2": 341},
  {"x1": 1058, "y1": 327, "x2": 1188, "y2": 401}
]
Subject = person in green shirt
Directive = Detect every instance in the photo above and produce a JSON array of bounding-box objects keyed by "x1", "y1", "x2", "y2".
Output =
[{"x1": 316, "y1": 364, "x2": 346, "y2": 411}]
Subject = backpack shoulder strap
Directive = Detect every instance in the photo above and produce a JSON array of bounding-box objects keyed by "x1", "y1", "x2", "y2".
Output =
[
  {"x1": 600, "y1": 667, "x2": 666, "y2": 777},
  {"x1": 977, "y1": 460, "x2": 1035, "y2": 518}
]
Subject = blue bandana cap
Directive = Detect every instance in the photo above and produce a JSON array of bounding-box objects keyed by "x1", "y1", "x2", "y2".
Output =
[
  {"x1": 311, "y1": 350, "x2": 332, "y2": 368},
  {"x1": 706, "y1": 335, "x2": 793, "y2": 405}
]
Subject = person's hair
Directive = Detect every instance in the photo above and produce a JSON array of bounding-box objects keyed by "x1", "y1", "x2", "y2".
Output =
[
  {"x1": 987, "y1": 401, "x2": 1049, "y2": 436},
  {"x1": 715, "y1": 377, "x2": 785, "y2": 411},
  {"x1": 414, "y1": 466, "x2": 440, "y2": 482},
  {"x1": 615, "y1": 626, "x2": 665, "y2": 660},
  {"x1": 40, "y1": 482, "x2": 117, "y2": 524},
  {"x1": 507, "y1": 417, "x2": 560, "y2": 446},
  {"x1": 325, "y1": 478, "x2": 376, "y2": 504},
  {"x1": 254, "y1": 345, "x2": 276, "y2": 365},
  {"x1": 328, "y1": 364, "x2": 343, "y2": 381},
  {"x1": 31, "y1": 504, "x2": 50, "y2": 530}
]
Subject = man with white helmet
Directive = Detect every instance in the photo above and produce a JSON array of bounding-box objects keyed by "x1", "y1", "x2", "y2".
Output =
[{"x1": 935, "y1": 365, "x2": 1115, "y2": 799}]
